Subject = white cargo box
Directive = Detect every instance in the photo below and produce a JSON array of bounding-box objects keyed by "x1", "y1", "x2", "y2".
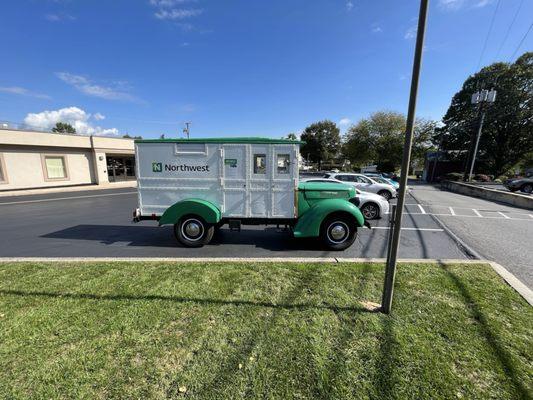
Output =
[{"x1": 135, "y1": 138, "x2": 301, "y2": 219}]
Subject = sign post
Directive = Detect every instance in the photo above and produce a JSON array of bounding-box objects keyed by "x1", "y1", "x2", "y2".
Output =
[{"x1": 381, "y1": 0, "x2": 429, "y2": 314}]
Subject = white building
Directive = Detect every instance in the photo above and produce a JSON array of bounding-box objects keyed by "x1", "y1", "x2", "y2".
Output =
[{"x1": 0, "y1": 128, "x2": 135, "y2": 191}]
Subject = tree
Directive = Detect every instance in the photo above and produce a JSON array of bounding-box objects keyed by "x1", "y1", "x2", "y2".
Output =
[
  {"x1": 438, "y1": 52, "x2": 533, "y2": 177},
  {"x1": 122, "y1": 134, "x2": 143, "y2": 139},
  {"x1": 52, "y1": 122, "x2": 76, "y2": 134},
  {"x1": 342, "y1": 111, "x2": 436, "y2": 172},
  {"x1": 285, "y1": 133, "x2": 298, "y2": 140},
  {"x1": 300, "y1": 120, "x2": 341, "y2": 169}
]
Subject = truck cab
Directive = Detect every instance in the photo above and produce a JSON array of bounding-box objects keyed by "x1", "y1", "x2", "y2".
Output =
[{"x1": 134, "y1": 138, "x2": 365, "y2": 250}]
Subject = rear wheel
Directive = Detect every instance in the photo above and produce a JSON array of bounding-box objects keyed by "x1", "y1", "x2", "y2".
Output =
[
  {"x1": 377, "y1": 190, "x2": 391, "y2": 201},
  {"x1": 521, "y1": 184, "x2": 533, "y2": 194},
  {"x1": 320, "y1": 214, "x2": 357, "y2": 251},
  {"x1": 361, "y1": 202, "x2": 380, "y2": 220},
  {"x1": 174, "y1": 215, "x2": 214, "y2": 247}
]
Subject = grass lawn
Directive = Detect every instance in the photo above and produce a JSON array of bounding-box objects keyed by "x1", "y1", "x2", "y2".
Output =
[{"x1": 0, "y1": 261, "x2": 531, "y2": 400}]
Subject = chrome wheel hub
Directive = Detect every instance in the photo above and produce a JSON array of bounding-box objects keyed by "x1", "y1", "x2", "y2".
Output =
[
  {"x1": 327, "y1": 222, "x2": 349, "y2": 243},
  {"x1": 182, "y1": 219, "x2": 203, "y2": 241}
]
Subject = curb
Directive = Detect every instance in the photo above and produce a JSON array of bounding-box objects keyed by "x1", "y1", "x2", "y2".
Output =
[{"x1": 0, "y1": 257, "x2": 530, "y2": 305}]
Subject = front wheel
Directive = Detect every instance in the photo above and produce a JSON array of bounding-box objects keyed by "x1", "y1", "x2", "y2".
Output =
[
  {"x1": 377, "y1": 190, "x2": 392, "y2": 201},
  {"x1": 174, "y1": 215, "x2": 214, "y2": 247},
  {"x1": 320, "y1": 215, "x2": 357, "y2": 251},
  {"x1": 521, "y1": 184, "x2": 533, "y2": 194}
]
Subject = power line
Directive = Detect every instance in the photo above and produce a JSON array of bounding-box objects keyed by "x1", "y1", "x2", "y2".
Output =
[
  {"x1": 494, "y1": 0, "x2": 525, "y2": 61},
  {"x1": 510, "y1": 20, "x2": 533, "y2": 61},
  {"x1": 476, "y1": 0, "x2": 502, "y2": 71}
]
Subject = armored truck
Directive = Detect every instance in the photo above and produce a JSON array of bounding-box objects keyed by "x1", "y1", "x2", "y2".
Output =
[{"x1": 133, "y1": 137, "x2": 366, "y2": 250}]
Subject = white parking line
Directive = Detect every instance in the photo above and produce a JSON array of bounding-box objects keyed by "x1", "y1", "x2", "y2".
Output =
[
  {"x1": 417, "y1": 204, "x2": 426, "y2": 214},
  {"x1": 0, "y1": 191, "x2": 137, "y2": 206},
  {"x1": 371, "y1": 227, "x2": 443, "y2": 232},
  {"x1": 449, "y1": 207, "x2": 456, "y2": 216},
  {"x1": 498, "y1": 211, "x2": 511, "y2": 219},
  {"x1": 473, "y1": 209, "x2": 483, "y2": 217}
]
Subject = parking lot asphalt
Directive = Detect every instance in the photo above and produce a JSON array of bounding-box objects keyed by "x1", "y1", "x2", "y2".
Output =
[
  {"x1": 0, "y1": 185, "x2": 467, "y2": 261},
  {"x1": 409, "y1": 185, "x2": 533, "y2": 288}
]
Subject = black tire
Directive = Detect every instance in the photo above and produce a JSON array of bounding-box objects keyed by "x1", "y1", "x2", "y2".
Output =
[
  {"x1": 320, "y1": 214, "x2": 357, "y2": 251},
  {"x1": 521, "y1": 184, "x2": 533, "y2": 194},
  {"x1": 361, "y1": 202, "x2": 380, "y2": 220},
  {"x1": 377, "y1": 190, "x2": 392, "y2": 201},
  {"x1": 174, "y1": 215, "x2": 214, "y2": 247}
]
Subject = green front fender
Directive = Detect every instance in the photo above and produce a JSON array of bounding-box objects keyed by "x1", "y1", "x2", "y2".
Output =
[
  {"x1": 293, "y1": 199, "x2": 364, "y2": 238},
  {"x1": 159, "y1": 199, "x2": 221, "y2": 226}
]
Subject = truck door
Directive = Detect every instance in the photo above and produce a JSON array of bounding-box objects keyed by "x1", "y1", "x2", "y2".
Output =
[
  {"x1": 221, "y1": 144, "x2": 247, "y2": 217},
  {"x1": 272, "y1": 146, "x2": 296, "y2": 218},
  {"x1": 249, "y1": 145, "x2": 271, "y2": 218}
]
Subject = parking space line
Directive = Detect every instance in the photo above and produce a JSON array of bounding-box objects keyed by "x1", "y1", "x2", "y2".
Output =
[
  {"x1": 371, "y1": 227, "x2": 443, "y2": 232},
  {"x1": 473, "y1": 209, "x2": 483, "y2": 217},
  {"x1": 0, "y1": 191, "x2": 137, "y2": 206},
  {"x1": 417, "y1": 204, "x2": 426, "y2": 214},
  {"x1": 449, "y1": 207, "x2": 456, "y2": 216},
  {"x1": 498, "y1": 211, "x2": 511, "y2": 219}
]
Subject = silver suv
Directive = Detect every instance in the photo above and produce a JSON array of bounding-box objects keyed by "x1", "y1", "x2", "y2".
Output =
[{"x1": 324, "y1": 173, "x2": 397, "y2": 200}]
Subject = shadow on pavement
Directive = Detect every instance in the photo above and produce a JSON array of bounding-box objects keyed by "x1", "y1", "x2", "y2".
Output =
[{"x1": 41, "y1": 224, "x2": 328, "y2": 252}]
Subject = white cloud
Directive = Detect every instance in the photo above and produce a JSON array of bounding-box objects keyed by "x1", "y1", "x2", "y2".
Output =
[
  {"x1": 404, "y1": 25, "x2": 417, "y2": 40},
  {"x1": 149, "y1": 0, "x2": 197, "y2": 6},
  {"x1": 372, "y1": 26, "x2": 383, "y2": 33},
  {"x1": 56, "y1": 72, "x2": 141, "y2": 102},
  {"x1": 346, "y1": 1, "x2": 354, "y2": 11},
  {"x1": 154, "y1": 8, "x2": 203, "y2": 20},
  {"x1": 24, "y1": 107, "x2": 119, "y2": 136},
  {"x1": 339, "y1": 118, "x2": 352, "y2": 127},
  {"x1": 93, "y1": 112, "x2": 106, "y2": 121},
  {"x1": 438, "y1": 0, "x2": 493, "y2": 11},
  {"x1": 45, "y1": 13, "x2": 76, "y2": 22},
  {"x1": 0, "y1": 86, "x2": 51, "y2": 100}
]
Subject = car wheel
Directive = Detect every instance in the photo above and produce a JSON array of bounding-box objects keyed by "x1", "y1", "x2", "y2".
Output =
[
  {"x1": 377, "y1": 190, "x2": 392, "y2": 201},
  {"x1": 174, "y1": 215, "x2": 214, "y2": 247},
  {"x1": 521, "y1": 184, "x2": 533, "y2": 194},
  {"x1": 320, "y1": 214, "x2": 357, "y2": 251},
  {"x1": 361, "y1": 202, "x2": 380, "y2": 220}
]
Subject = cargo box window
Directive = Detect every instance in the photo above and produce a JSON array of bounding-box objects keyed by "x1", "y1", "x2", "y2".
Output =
[
  {"x1": 277, "y1": 154, "x2": 290, "y2": 174},
  {"x1": 253, "y1": 154, "x2": 266, "y2": 174},
  {"x1": 175, "y1": 143, "x2": 207, "y2": 155},
  {"x1": 42, "y1": 155, "x2": 68, "y2": 180}
]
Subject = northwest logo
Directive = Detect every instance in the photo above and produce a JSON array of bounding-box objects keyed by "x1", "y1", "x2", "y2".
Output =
[
  {"x1": 152, "y1": 162, "x2": 163, "y2": 173},
  {"x1": 152, "y1": 162, "x2": 209, "y2": 173}
]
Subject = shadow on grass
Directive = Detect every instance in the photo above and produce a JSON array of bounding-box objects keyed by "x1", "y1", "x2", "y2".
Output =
[
  {"x1": 0, "y1": 289, "x2": 372, "y2": 314},
  {"x1": 441, "y1": 264, "x2": 530, "y2": 400},
  {"x1": 373, "y1": 315, "x2": 399, "y2": 399}
]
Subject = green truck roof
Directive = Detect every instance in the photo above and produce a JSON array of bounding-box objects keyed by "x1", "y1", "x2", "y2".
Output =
[{"x1": 135, "y1": 137, "x2": 304, "y2": 145}]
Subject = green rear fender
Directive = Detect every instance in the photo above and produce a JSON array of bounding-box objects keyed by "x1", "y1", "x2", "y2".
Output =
[
  {"x1": 159, "y1": 199, "x2": 221, "y2": 226},
  {"x1": 293, "y1": 199, "x2": 364, "y2": 238}
]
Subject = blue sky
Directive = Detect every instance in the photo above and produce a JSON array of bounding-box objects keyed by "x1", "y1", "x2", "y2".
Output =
[{"x1": 0, "y1": 0, "x2": 531, "y2": 138}]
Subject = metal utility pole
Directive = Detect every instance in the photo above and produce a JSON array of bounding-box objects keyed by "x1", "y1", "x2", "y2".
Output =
[
  {"x1": 183, "y1": 122, "x2": 191, "y2": 139},
  {"x1": 466, "y1": 89, "x2": 496, "y2": 181},
  {"x1": 381, "y1": 0, "x2": 429, "y2": 314}
]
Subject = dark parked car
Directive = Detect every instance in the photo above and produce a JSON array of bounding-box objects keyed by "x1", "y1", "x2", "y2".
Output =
[{"x1": 504, "y1": 177, "x2": 533, "y2": 194}]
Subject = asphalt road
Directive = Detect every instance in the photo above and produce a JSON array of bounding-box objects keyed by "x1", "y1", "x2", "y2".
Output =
[
  {"x1": 410, "y1": 184, "x2": 533, "y2": 288},
  {"x1": 0, "y1": 186, "x2": 466, "y2": 260},
  {"x1": 1, "y1": 184, "x2": 531, "y2": 288}
]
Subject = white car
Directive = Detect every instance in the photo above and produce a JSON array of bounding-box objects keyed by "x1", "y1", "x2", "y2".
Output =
[
  {"x1": 324, "y1": 172, "x2": 397, "y2": 200},
  {"x1": 301, "y1": 178, "x2": 389, "y2": 219}
]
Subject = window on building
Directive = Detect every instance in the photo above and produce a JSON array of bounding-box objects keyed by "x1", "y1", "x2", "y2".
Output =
[
  {"x1": 0, "y1": 154, "x2": 7, "y2": 184},
  {"x1": 253, "y1": 154, "x2": 266, "y2": 174},
  {"x1": 277, "y1": 154, "x2": 290, "y2": 174},
  {"x1": 43, "y1": 155, "x2": 68, "y2": 180}
]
